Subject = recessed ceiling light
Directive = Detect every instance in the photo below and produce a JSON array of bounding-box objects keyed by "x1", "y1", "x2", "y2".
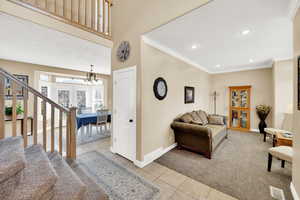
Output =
[
  {"x1": 216, "y1": 64, "x2": 221, "y2": 68},
  {"x1": 249, "y1": 59, "x2": 254, "y2": 63},
  {"x1": 241, "y1": 29, "x2": 251, "y2": 35},
  {"x1": 191, "y1": 44, "x2": 198, "y2": 49}
]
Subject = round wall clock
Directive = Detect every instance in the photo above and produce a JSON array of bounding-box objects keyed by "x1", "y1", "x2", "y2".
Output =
[
  {"x1": 153, "y1": 77, "x2": 168, "y2": 100},
  {"x1": 117, "y1": 41, "x2": 130, "y2": 62}
]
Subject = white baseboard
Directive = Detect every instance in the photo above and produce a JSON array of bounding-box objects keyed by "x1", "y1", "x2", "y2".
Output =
[
  {"x1": 110, "y1": 146, "x2": 116, "y2": 154},
  {"x1": 291, "y1": 182, "x2": 300, "y2": 200},
  {"x1": 250, "y1": 129, "x2": 260, "y2": 133},
  {"x1": 134, "y1": 143, "x2": 177, "y2": 168}
]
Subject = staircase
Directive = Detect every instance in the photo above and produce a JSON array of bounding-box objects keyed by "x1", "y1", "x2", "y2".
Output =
[
  {"x1": 7, "y1": 0, "x2": 113, "y2": 39},
  {"x1": 0, "y1": 136, "x2": 108, "y2": 200},
  {"x1": 0, "y1": 67, "x2": 76, "y2": 158},
  {"x1": 0, "y1": 69, "x2": 109, "y2": 199}
]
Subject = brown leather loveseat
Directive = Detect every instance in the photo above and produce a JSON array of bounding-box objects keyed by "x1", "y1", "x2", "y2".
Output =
[{"x1": 171, "y1": 110, "x2": 228, "y2": 159}]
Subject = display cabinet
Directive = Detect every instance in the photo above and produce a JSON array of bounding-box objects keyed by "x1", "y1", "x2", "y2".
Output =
[{"x1": 229, "y1": 86, "x2": 251, "y2": 131}]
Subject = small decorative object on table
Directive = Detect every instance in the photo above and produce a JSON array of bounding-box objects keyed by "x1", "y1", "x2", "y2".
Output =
[{"x1": 256, "y1": 104, "x2": 271, "y2": 134}]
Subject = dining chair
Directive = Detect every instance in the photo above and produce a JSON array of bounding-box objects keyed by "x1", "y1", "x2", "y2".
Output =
[{"x1": 92, "y1": 109, "x2": 109, "y2": 134}]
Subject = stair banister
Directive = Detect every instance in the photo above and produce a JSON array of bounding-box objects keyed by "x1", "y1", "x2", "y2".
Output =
[
  {"x1": 0, "y1": 68, "x2": 69, "y2": 112},
  {"x1": 7, "y1": 0, "x2": 112, "y2": 39},
  {"x1": 0, "y1": 67, "x2": 77, "y2": 159}
]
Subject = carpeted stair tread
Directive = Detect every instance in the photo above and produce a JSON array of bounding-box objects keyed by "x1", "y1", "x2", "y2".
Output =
[
  {"x1": 47, "y1": 152, "x2": 87, "y2": 200},
  {"x1": 0, "y1": 136, "x2": 26, "y2": 183},
  {"x1": 7, "y1": 144, "x2": 57, "y2": 200},
  {"x1": 68, "y1": 160, "x2": 109, "y2": 200},
  {"x1": 0, "y1": 137, "x2": 26, "y2": 199}
]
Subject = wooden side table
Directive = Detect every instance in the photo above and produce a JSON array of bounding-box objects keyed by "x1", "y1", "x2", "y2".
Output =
[
  {"x1": 276, "y1": 132, "x2": 293, "y2": 147},
  {"x1": 5, "y1": 116, "x2": 33, "y2": 136}
]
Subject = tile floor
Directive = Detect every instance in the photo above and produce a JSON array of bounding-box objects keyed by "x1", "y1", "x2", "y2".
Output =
[{"x1": 77, "y1": 138, "x2": 238, "y2": 200}]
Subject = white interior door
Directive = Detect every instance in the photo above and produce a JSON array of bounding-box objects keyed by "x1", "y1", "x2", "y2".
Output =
[{"x1": 113, "y1": 66, "x2": 136, "y2": 162}]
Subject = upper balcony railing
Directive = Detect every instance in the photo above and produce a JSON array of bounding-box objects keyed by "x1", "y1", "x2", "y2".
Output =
[{"x1": 8, "y1": 0, "x2": 112, "y2": 40}]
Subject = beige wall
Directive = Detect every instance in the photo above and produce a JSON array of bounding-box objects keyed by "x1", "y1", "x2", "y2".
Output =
[
  {"x1": 211, "y1": 68, "x2": 274, "y2": 131},
  {"x1": 111, "y1": 0, "x2": 211, "y2": 161},
  {"x1": 273, "y1": 60, "x2": 293, "y2": 129},
  {"x1": 292, "y1": 8, "x2": 300, "y2": 196},
  {"x1": 141, "y1": 43, "x2": 211, "y2": 155}
]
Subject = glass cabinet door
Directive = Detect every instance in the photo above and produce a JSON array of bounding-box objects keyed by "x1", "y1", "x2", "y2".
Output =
[
  {"x1": 231, "y1": 110, "x2": 239, "y2": 128},
  {"x1": 231, "y1": 90, "x2": 240, "y2": 107},
  {"x1": 229, "y1": 86, "x2": 251, "y2": 131},
  {"x1": 240, "y1": 111, "x2": 249, "y2": 129},
  {"x1": 240, "y1": 89, "x2": 248, "y2": 108}
]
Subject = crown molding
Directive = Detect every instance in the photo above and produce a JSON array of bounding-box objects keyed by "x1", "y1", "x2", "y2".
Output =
[
  {"x1": 211, "y1": 64, "x2": 273, "y2": 74},
  {"x1": 142, "y1": 36, "x2": 280, "y2": 75},
  {"x1": 142, "y1": 36, "x2": 211, "y2": 73}
]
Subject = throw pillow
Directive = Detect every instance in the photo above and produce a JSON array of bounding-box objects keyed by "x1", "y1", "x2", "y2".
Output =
[
  {"x1": 191, "y1": 120, "x2": 203, "y2": 125},
  {"x1": 190, "y1": 111, "x2": 203, "y2": 125},
  {"x1": 180, "y1": 113, "x2": 194, "y2": 123},
  {"x1": 208, "y1": 115, "x2": 224, "y2": 125},
  {"x1": 195, "y1": 110, "x2": 203, "y2": 120},
  {"x1": 191, "y1": 111, "x2": 201, "y2": 121},
  {"x1": 198, "y1": 110, "x2": 209, "y2": 125}
]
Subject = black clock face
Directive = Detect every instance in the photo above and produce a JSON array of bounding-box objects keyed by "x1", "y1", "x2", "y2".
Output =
[
  {"x1": 153, "y1": 78, "x2": 168, "y2": 100},
  {"x1": 117, "y1": 41, "x2": 130, "y2": 62}
]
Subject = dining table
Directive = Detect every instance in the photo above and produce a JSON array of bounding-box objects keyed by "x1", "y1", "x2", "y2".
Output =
[{"x1": 76, "y1": 112, "x2": 112, "y2": 134}]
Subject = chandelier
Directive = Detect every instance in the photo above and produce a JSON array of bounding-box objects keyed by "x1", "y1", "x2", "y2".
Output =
[{"x1": 86, "y1": 65, "x2": 98, "y2": 83}]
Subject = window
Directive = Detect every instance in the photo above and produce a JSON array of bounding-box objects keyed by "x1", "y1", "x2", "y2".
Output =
[
  {"x1": 40, "y1": 74, "x2": 50, "y2": 82},
  {"x1": 93, "y1": 86, "x2": 104, "y2": 111},
  {"x1": 76, "y1": 90, "x2": 87, "y2": 109},
  {"x1": 55, "y1": 77, "x2": 86, "y2": 84},
  {"x1": 58, "y1": 90, "x2": 70, "y2": 108}
]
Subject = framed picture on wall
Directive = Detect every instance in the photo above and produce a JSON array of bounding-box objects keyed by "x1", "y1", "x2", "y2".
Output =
[
  {"x1": 298, "y1": 56, "x2": 300, "y2": 110},
  {"x1": 184, "y1": 86, "x2": 195, "y2": 104},
  {"x1": 5, "y1": 75, "x2": 29, "y2": 99}
]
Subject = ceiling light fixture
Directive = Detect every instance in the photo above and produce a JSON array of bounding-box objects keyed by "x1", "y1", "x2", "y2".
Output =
[
  {"x1": 241, "y1": 29, "x2": 251, "y2": 35},
  {"x1": 249, "y1": 59, "x2": 254, "y2": 63},
  {"x1": 86, "y1": 65, "x2": 98, "y2": 84},
  {"x1": 191, "y1": 44, "x2": 198, "y2": 49},
  {"x1": 216, "y1": 64, "x2": 221, "y2": 68}
]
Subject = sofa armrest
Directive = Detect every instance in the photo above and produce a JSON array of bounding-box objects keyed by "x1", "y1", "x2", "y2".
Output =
[{"x1": 171, "y1": 122, "x2": 212, "y2": 138}]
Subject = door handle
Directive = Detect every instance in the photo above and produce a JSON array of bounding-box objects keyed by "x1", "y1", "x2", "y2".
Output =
[{"x1": 129, "y1": 119, "x2": 134, "y2": 123}]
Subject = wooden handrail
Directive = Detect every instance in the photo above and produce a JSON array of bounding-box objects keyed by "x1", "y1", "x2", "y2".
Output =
[
  {"x1": 7, "y1": 0, "x2": 112, "y2": 40},
  {"x1": 0, "y1": 67, "x2": 77, "y2": 159},
  {"x1": 0, "y1": 68, "x2": 69, "y2": 112}
]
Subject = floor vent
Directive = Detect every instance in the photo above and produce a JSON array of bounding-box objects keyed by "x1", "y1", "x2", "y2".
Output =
[{"x1": 270, "y1": 186, "x2": 286, "y2": 200}]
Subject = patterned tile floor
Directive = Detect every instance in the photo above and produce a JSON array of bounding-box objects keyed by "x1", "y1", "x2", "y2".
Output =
[{"x1": 78, "y1": 137, "x2": 238, "y2": 200}]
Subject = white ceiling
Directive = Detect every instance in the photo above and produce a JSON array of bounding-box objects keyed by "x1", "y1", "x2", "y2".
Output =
[
  {"x1": 0, "y1": 13, "x2": 111, "y2": 75},
  {"x1": 144, "y1": 0, "x2": 293, "y2": 73}
]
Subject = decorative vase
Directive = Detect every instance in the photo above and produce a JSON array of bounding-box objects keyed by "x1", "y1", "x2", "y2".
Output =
[{"x1": 258, "y1": 120, "x2": 267, "y2": 134}]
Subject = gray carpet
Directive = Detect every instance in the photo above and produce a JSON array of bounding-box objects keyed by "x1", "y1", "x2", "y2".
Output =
[
  {"x1": 156, "y1": 130, "x2": 292, "y2": 200},
  {"x1": 77, "y1": 151, "x2": 160, "y2": 200}
]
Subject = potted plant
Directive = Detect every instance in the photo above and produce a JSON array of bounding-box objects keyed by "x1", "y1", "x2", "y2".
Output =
[
  {"x1": 5, "y1": 104, "x2": 24, "y2": 118},
  {"x1": 256, "y1": 105, "x2": 272, "y2": 133}
]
